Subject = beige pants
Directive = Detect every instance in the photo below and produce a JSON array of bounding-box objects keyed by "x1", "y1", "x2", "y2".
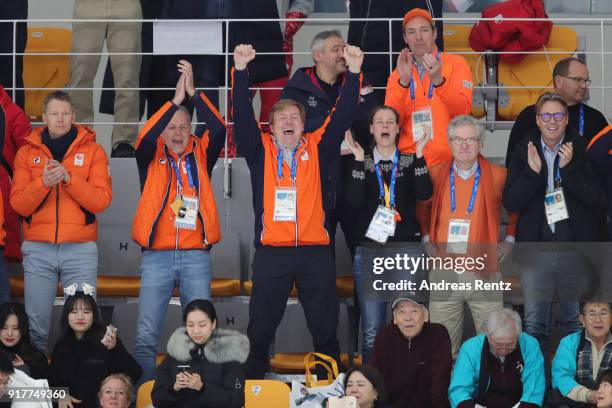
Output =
[
  {"x1": 428, "y1": 268, "x2": 503, "y2": 359},
  {"x1": 69, "y1": 0, "x2": 142, "y2": 148}
]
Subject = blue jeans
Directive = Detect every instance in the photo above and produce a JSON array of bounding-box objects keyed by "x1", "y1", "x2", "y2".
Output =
[
  {"x1": 133, "y1": 249, "x2": 212, "y2": 383},
  {"x1": 521, "y1": 250, "x2": 592, "y2": 359},
  {"x1": 353, "y1": 247, "x2": 386, "y2": 363},
  {"x1": 21, "y1": 241, "x2": 98, "y2": 352}
]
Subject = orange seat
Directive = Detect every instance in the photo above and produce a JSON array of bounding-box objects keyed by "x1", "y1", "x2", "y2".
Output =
[
  {"x1": 270, "y1": 352, "x2": 362, "y2": 373},
  {"x1": 443, "y1": 25, "x2": 485, "y2": 118},
  {"x1": 136, "y1": 380, "x2": 154, "y2": 408},
  {"x1": 23, "y1": 27, "x2": 71, "y2": 120},
  {"x1": 497, "y1": 26, "x2": 577, "y2": 120},
  {"x1": 10, "y1": 276, "x2": 241, "y2": 298},
  {"x1": 336, "y1": 276, "x2": 354, "y2": 298},
  {"x1": 242, "y1": 280, "x2": 298, "y2": 298},
  {"x1": 245, "y1": 379, "x2": 290, "y2": 408}
]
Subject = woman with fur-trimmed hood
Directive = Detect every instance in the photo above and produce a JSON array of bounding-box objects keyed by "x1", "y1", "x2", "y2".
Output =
[{"x1": 152, "y1": 299, "x2": 249, "y2": 408}]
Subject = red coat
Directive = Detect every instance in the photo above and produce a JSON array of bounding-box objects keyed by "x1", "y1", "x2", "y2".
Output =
[
  {"x1": 469, "y1": 0, "x2": 553, "y2": 63},
  {"x1": 0, "y1": 85, "x2": 31, "y2": 261}
]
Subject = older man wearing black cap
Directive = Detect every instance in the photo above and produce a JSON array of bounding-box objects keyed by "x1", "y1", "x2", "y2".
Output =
[{"x1": 369, "y1": 292, "x2": 452, "y2": 408}]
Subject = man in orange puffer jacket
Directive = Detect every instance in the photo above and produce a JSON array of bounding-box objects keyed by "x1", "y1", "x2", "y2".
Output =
[{"x1": 10, "y1": 91, "x2": 112, "y2": 352}]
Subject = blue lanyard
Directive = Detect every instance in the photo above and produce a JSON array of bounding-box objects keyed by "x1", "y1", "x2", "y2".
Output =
[
  {"x1": 374, "y1": 151, "x2": 399, "y2": 208},
  {"x1": 168, "y1": 156, "x2": 194, "y2": 191},
  {"x1": 409, "y1": 51, "x2": 439, "y2": 101},
  {"x1": 554, "y1": 154, "x2": 562, "y2": 188},
  {"x1": 277, "y1": 146, "x2": 299, "y2": 180},
  {"x1": 450, "y1": 164, "x2": 480, "y2": 215},
  {"x1": 578, "y1": 103, "x2": 584, "y2": 136}
]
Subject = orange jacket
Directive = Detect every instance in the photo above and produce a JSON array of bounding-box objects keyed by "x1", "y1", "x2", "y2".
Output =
[
  {"x1": 416, "y1": 156, "x2": 517, "y2": 243},
  {"x1": 132, "y1": 96, "x2": 224, "y2": 249},
  {"x1": 10, "y1": 125, "x2": 112, "y2": 243},
  {"x1": 385, "y1": 52, "x2": 473, "y2": 167}
]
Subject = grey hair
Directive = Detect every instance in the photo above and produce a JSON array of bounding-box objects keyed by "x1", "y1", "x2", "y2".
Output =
[
  {"x1": 486, "y1": 308, "x2": 522, "y2": 339},
  {"x1": 176, "y1": 105, "x2": 192, "y2": 119},
  {"x1": 311, "y1": 30, "x2": 343, "y2": 53},
  {"x1": 447, "y1": 115, "x2": 485, "y2": 144}
]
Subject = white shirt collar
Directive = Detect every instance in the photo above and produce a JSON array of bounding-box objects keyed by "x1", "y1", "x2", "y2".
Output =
[
  {"x1": 453, "y1": 161, "x2": 478, "y2": 180},
  {"x1": 373, "y1": 147, "x2": 397, "y2": 164}
]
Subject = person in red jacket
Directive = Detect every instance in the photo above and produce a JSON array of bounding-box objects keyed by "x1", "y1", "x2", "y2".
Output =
[
  {"x1": 10, "y1": 91, "x2": 112, "y2": 352},
  {"x1": 385, "y1": 8, "x2": 473, "y2": 167},
  {"x1": 0, "y1": 194, "x2": 7, "y2": 304},
  {"x1": 0, "y1": 85, "x2": 31, "y2": 262},
  {"x1": 131, "y1": 60, "x2": 226, "y2": 386}
]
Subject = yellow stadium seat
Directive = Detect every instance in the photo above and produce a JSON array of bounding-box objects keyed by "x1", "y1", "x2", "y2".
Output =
[
  {"x1": 497, "y1": 26, "x2": 578, "y2": 120},
  {"x1": 136, "y1": 380, "x2": 154, "y2": 408},
  {"x1": 23, "y1": 27, "x2": 72, "y2": 120},
  {"x1": 245, "y1": 379, "x2": 291, "y2": 408},
  {"x1": 443, "y1": 25, "x2": 486, "y2": 118}
]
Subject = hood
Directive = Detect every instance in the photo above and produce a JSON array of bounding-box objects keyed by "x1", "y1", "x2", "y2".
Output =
[
  {"x1": 26, "y1": 124, "x2": 97, "y2": 147},
  {"x1": 167, "y1": 327, "x2": 250, "y2": 364}
]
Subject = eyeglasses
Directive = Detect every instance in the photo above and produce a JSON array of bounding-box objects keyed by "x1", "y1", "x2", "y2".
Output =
[
  {"x1": 584, "y1": 311, "x2": 611, "y2": 320},
  {"x1": 450, "y1": 136, "x2": 479, "y2": 146},
  {"x1": 537, "y1": 112, "x2": 566, "y2": 122},
  {"x1": 561, "y1": 75, "x2": 592, "y2": 86}
]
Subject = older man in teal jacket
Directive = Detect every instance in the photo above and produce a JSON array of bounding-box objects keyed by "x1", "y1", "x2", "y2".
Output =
[{"x1": 449, "y1": 308, "x2": 545, "y2": 408}]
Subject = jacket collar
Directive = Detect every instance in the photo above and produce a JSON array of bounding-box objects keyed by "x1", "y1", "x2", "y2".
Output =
[{"x1": 167, "y1": 327, "x2": 250, "y2": 364}]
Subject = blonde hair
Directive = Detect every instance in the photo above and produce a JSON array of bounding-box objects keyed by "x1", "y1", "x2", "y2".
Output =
[
  {"x1": 98, "y1": 374, "x2": 133, "y2": 400},
  {"x1": 269, "y1": 99, "x2": 305, "y2": 125}
]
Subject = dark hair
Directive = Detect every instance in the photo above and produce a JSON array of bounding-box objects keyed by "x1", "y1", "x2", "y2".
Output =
[
  {"x1": 0, "y1": 302, "x2": 31, "y2": 350},
  {"x1": 368, "y1": 105, "x2": 401, "y2": 148},
  {"x1": 43, "y1": 90, "x2": 72, "y2": 112},
  {"x1": 55, "y1": 293, "x2": 105, "y2": 353},
  {"x1": 580, "y1": 292, "x2": 612, "y2": 314},
  {"x1": 553, "y1": 57, "x2": 584, "y2": 80},
  {"x1": 599, "y1": 369, "x2": 612, "y2": 386},
  {"x1": 343, "y1": 364, "x2": 388, "y2": 406},
  {"x1": 535, "y1": 92, "x2": 568, "y2": 115},
  {"x1": 183, "y1": 299, "x2": 217, "y2": 325},
  {"x1": 0, "y1": 351, "x2": 14, "y2": 375}
]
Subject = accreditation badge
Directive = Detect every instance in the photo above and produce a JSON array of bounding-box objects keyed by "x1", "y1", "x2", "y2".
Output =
[
  {"x1": 544, "y1": 188, "x2": 569, "y2": 225},
  {"x1": 174, "y1": 196, "x2": 198, "y2": 230},
  {"x1": 411, "y1": 108, "x2": 433, "y2": 142},
  {"x1": 273, "y1": 187, "x2": 297, "y2": 222},
  {"x1": 447, "y1": 218, "x2": 470, "y2": 254},
  {"x1": 365, "y1": 205, "x2": 396, "y2": 244}
]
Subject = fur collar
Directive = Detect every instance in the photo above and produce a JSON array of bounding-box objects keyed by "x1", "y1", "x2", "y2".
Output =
[{"x1": 167, "y1": 327, "x2": 249, "y2": 364}]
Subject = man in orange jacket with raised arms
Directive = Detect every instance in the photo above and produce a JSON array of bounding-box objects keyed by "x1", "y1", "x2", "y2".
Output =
[
  {"x1": 385, "y1": 8, "x2": 473, "y2": 167},
  {"x1": 131, "y1": 60, "x2": 226, "y2": 384},
  {"x1": 10, "y1": 91, "x2": 112, "y2": 352}
]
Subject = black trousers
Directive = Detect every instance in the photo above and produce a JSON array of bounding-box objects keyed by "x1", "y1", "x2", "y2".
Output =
[{"x1": 246, "y1": 245, "x2": 341, "y2": 379}]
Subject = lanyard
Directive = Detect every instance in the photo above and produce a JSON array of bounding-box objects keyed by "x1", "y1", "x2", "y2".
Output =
[
  {"x1": 578, "y1": 103, "x2": 584, "y2": 136},
  {"x1": 409, "y1": 50, "x2": 439, "y2": 101},
  {"x1": 375, "y1": 151, "x2": 399, "y2": 208},
  {"x1": 450, "y1": 164, "x2": 480, "y2": 215},
  {"x1": 277, "y1": 146, "x2": 299, "y2": 180},
  {"x1": 554, "y1": 154, "x2": 562, "y2": 188},
  {"x1": 168, "y1": 156, "x2": 194, "y2": 192}
]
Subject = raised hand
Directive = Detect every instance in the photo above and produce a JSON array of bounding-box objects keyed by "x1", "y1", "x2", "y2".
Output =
[
  {"x1": 527, "y1": 142, "x2": 542, "y2": 174},
  {"x1": 415, "y1": 125, "x2": 431, "y2": 158},
  {"x1": 397, "y1": 48, "x2": 413, "y2": 87},
  {"x1": 344, "y1": 130, "x2": 364, "y2": 161},
  {"x1": 343, "y1": 45, "x2": 364, "y2": 74},
  {"x1": 172, "y1": 73, "x2": 186, "y2": 106},
  {"x1": 178, "y1": 60, "x2": 196, "y2": 97},
  {"x1": 234, "y1": 44, "x2": 256, "y2": 70},
  {"x1": 422, "y1": 53, "x2": 443, "y2": 86},
  {"x1": 58, "y1": 395, "x2": 81, "y2": 408},
  {"x1": 558, "y1": 142, "x2": 573, "y2": 168}
]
